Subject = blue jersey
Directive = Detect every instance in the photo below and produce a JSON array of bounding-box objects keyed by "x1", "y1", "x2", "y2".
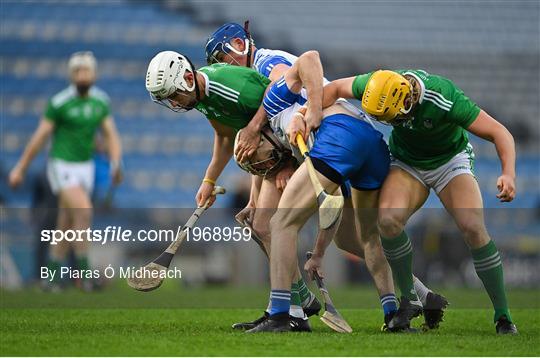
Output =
[{"x1": 252, "y1": 48, "x2": 297, "y2": 78}]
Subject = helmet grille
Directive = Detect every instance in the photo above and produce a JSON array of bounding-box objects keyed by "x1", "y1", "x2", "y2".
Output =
[{"x1": 155, "y1": 70, "x2": 165, "y2": 86}]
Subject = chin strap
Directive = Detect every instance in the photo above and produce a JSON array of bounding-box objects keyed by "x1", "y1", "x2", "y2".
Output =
[{"x1": 185, "y1": 56, "x2": 201, "y2": 104}]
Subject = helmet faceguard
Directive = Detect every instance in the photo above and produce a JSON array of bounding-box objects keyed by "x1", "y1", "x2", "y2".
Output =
[
  {"x1": 361, "y1": 70, "x2": 413, "y2": 125},
  {"x1": 146, "y1": 51, "x2": 201, "y2": 113},
  {"x1": 234, "y1": 125, "x2": 294, "y2": 179}
]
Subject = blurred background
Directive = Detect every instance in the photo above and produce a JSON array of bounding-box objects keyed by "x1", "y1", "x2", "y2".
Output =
[{"x1": 1, "y1": 0, "x2": 539, "y2": 292}]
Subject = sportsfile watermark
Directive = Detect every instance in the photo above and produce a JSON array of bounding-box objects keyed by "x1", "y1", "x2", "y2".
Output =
[{"x1": 40, "y1": 225, "x2": 253, "y2": 245}]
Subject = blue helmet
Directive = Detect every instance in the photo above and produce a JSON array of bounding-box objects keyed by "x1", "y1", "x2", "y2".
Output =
[{"x1": 205, "y1": 22, "x2": 252, "y2": 65}]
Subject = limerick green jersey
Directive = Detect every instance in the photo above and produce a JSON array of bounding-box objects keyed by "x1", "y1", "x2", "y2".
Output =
[
  {"x1": 196, "y1": 63, "x2": 271, "y2": 131},
  {"x1": 45, "y1": 86, "x2": 110, "y2": 162},
  {"x1": 352, "y1": 70, "x2": 480, "y2": 170}
]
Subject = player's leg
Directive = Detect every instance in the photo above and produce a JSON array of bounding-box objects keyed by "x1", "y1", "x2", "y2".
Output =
[
  {"x1": 437, "y1": 173, "x2": 517, "y2": 334},
  {"x1": 332, "y1": 195, "x2": 365, "y2": 258},
  {"x1": 351, "y1": 188, "x2": 398, "y2": 322},
  {"x1": 254, "y1": 177, "x2": 321, "y2": 313},
  {"x1": 377, "y1": 165, "x2": 429, "y2": 330},
  {"x1": 249, "y1": 163, "x2": 339, "y2": 332}
]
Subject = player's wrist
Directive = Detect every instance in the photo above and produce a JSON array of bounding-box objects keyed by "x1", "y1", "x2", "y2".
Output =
[{"x1": 202, "y1": 177, "x2": 216, "y2": 186}]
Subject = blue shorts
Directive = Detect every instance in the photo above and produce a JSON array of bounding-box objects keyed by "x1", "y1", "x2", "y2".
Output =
[{"x1": 309, "y1": 114, "x2": 390, "y2": 190}]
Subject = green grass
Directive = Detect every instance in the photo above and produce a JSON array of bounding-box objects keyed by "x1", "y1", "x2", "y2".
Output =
[{"x1": 1, "y1": 285, "x2": 539, "y2": 356}]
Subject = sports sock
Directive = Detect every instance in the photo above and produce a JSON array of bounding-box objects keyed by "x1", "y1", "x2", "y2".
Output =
[
  {"x1": 289, "y1": 283, "x2": 305, "y2": 318},
  {"x1": 47, "y1": 259, "x2": 62, "y2": 282},
  {"x1": 76, "y1": 256, "x2": 89, "y2": 271},
  {"x1": 413, "y1": 276, "x2": 432, "y2": 306},
  {"x1": 297, "y1": 278, "x2": 314, "y2": 306},
  {"x1": 269, "y1": 290, "x2": 291, "y2": 316},
  {"x1": 381, "y1": 231, "x2": 418, "y2": 301},
  {"x1": 380, "y1": 293, "x2": 398, "y2": 316},
  {"x1": 265, "y1": 298, "x2": 272, "y2": 314},
  {"x1": 471, "y1": 240, "x2": 512, "y2": 322}
]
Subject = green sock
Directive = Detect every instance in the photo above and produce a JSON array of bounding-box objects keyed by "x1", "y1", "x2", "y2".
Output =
[
  {"x1": 296, "y1": 278, "x2": 313, "y2": 306},
  {"x1": 291, "y1": 283, "x2": 302, "y2": 306},
  {"x1": 471, "y1": 240, "x2": 512, "y2": 322},
  {"x1": 47, "y1": 260, "x2": 62, "y2": 282},
  {"x1": 76, "y1": 256, "x2": 89, "y2": 273},
  {"x1": 381, "y1": 231, "x2": 418, "y2": 301}
]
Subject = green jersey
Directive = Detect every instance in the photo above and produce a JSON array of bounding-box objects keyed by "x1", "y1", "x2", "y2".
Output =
[
  {"x1": 196, "y1": 63, "x2": 271, "y2": 131},
  {"x1": 45, "y1": 86, "x2": 110, "y2": 162},
  {"x1": 352, "y1": 69, "x2": 480, "y2": 170}
]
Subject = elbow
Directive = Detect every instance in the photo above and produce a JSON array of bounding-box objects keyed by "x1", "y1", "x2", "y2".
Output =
[{"x1": 302, "y1": 50, "x2": 320, "y2": 62}]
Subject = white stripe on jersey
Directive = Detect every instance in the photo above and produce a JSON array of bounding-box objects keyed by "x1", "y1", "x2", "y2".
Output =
[
  {"x1": 209, "y1": 81, "x2": 240, "y2": 96},
  {"x1": 209, "y1": 86, "x2": 238, "y2": 102},
  {"x1": 268, "y1": 90, "x2": 293, "y2": 106},
  {"x1": 425, "y1": 89, "x2": 453, "y2": 107},
  {"x1": 424, "y1": 93, "x2": 451, "y2": 111}
]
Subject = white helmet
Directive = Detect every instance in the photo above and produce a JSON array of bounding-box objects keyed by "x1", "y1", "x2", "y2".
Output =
[
  {"x1": 68, "y1": 51, "x2": 97, "y2": 74},
  {"x1": 145, "y1": 51, "x2": 198, "y2": 112}
]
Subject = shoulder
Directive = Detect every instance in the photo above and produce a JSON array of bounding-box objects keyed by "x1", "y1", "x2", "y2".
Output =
[
  {"x1": 89, "y1": 86, "x2": 111, "y2": 106},
  {"x1": 253, "y1": 48, "x2": 297, "y2": 77},
  {"x1": 50, "y1": 86, "x2": 76, "y2": 108},
  {"x1": 403, "y1": 70, "x2": 455, "y2": 112}
]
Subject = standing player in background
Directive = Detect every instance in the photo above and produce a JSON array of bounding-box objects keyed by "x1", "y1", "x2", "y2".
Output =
[
  {"x1": 205, "y1": 23, "x2": 448, "y2": 331},
  {"x1": 9, "y1": 51, "x2": 123, "y2": 291},
  {"x1": 320, "y1": 69, "x2": 518, "y2": 334}
]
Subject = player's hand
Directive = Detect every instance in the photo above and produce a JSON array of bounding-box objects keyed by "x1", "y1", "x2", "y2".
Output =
[
  {"x1": 235, "y1": 126, "x2": 260, "y2": 163},
  {"x1": 496, "y1": 174, "x2": 516, "y2": 202},
  {"x1": 304, "y1": 104, "x2": 322, "y2": 138},
  {"x1": 111, "y1": 168, "x2": 123, "y2": 186},
  {"x1": 304, "y1": 252, "x2": 324, "y2": 280},
  {"x1": 110, "y1": 161, "x2": 123, "y2": 186},
  {"x1": 287, "y1": 107, "x2": 307, "y2": 146},
  {"x1": 274, "y1": 164, "x2": 295, "y2": 192},
  {"x1": 235, "y1": 202, "x2": 256, "y2": 225},
  {"x1": 196, "y1": 181, "x2": 216, "y2": 208},
  {"x1": 8, "y1": 165, "x2": 25, "y2": 188}
]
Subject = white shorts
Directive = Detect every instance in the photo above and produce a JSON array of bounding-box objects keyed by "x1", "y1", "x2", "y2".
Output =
[
  {"x1": 391, "y1": 144, "x2": 475, "y2": 194},
  {"x1": 47, "y1": 158, "x2": 95, "y2": 194}
]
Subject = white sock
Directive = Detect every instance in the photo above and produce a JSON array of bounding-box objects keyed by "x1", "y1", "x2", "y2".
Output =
[
  {"x1": 413, "y1": 276, "x2": 432, "y2": 306},
  {"x1": 289, "y1": 305, "x2": 305, "y2": 319}
]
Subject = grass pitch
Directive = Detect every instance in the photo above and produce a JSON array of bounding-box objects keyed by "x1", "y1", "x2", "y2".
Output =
[{"x1": 1, "y1": 284, "x2": 539, "y2": 356}]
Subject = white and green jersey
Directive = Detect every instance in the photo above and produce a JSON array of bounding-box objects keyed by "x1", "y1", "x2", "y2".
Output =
[
  {"x1": 352, "y1": 69, "x2": 480, "y2": 170},
  {"x1": 44, "y1": 86, "x2": 110, "y2": 162},
  {"x1": 196, "y1": 63, "x2": 271, "y2": 131}
]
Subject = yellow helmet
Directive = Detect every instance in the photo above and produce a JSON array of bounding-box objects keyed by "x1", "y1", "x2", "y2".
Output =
[{"x1": 361, "y1": 70, "x2": 413, "y2": 124}]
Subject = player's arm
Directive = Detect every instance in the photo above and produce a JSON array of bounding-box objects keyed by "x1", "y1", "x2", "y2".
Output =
[
  {"x1": 322, "y1": 77, "x2": 356, "y2": 108},
  {"x1": 283, "y1": 51, "x2": 324, "y2": 136},
  {"x1": 8, "y1": 118, "x2": 55, "y2": 188},
  {"x1": 235, "y1": 63, "x2": 294, "y2": 163},
  {"x1": 101, "y1": 116, "x2": 123, "y2": 185},
  {"x1": 467, "y1": 110, "x2": 516, "y2": 202},
  {"x1": 235, "y1": 174, "x2": 262, "y2": 224},
  {"x1": 196, "y1": 119, "x2": 235, "y2": 207},
  {"x1": 304, "y1": 215, "x2": 342, "y2": 279}
]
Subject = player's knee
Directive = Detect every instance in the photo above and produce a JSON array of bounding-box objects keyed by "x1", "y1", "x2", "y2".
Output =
[
  {"x1": 252, "y1": 218, "x2": 271, "y2": 244},
  {"x1": 377, "y1": 213, "x2": 405, "y2": 238},
  {"x1": 457, "y1": 218, "x2": 488, "y2": 246},
  {"x1": 269, "y1": 210, "x2": 296, "y2": 236}
]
